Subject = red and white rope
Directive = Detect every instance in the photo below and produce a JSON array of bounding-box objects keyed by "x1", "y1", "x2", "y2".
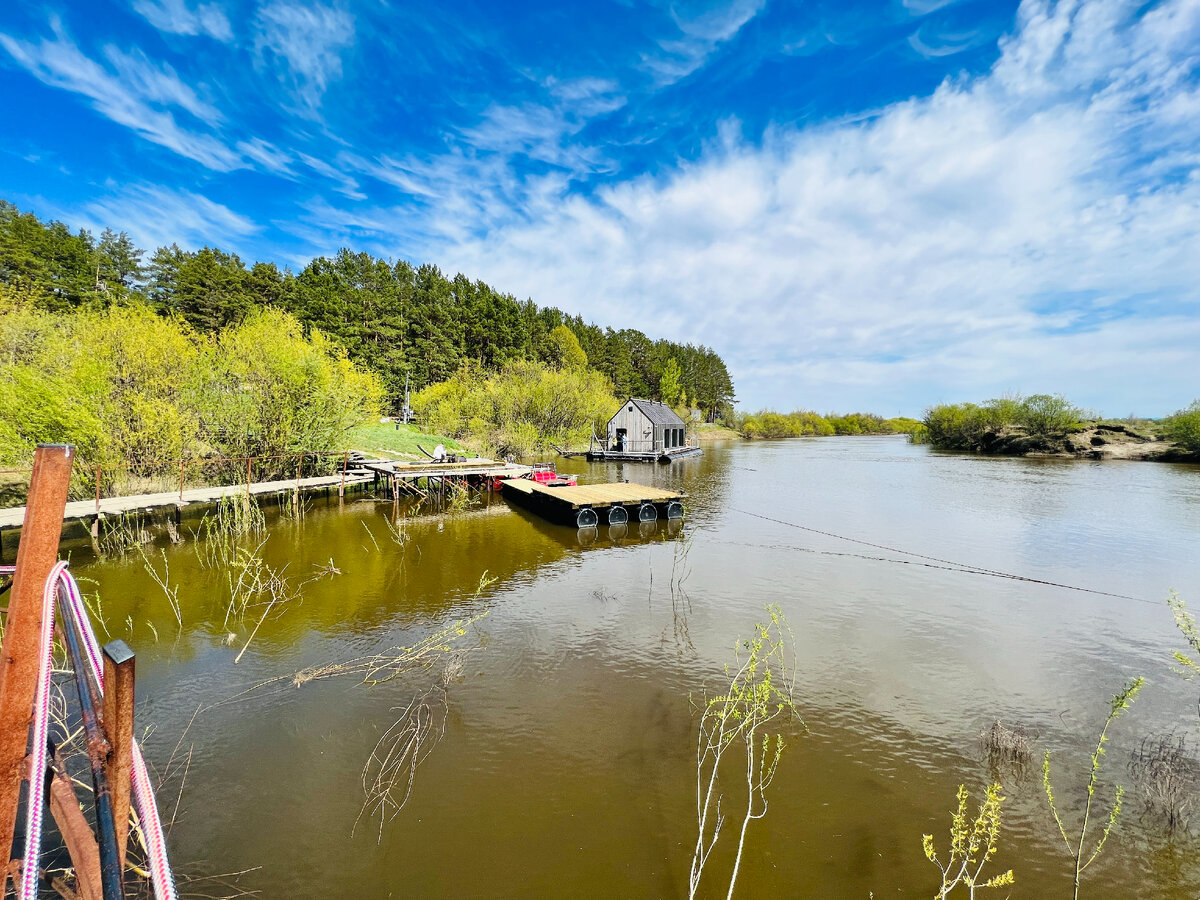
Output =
[{"x1": 18, "y1": 560, "x2": 67, "y2": 899}]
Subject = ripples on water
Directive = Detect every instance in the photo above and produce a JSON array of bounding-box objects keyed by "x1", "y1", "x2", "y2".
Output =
[{"x1": 72, "y1": 437, "x2": 1200, "y2": 897}]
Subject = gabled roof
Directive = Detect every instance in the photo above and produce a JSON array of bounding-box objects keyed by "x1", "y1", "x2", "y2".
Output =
[{"x1": 620, "y1": 397, "x2": 686, "y2": 427}]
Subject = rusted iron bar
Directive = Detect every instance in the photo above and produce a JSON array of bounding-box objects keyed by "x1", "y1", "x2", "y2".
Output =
[
  {"x1": 101, "y1": 641, "x2": 134, "y2": 873},
  {"x1": 49, "y1": 750, "x2": 102, "y2": 900},
  {"x1": 0, "y1": 445, "x2": 73, "y2": 888},
  {"x1": 339, "y1": 452, "x2": 348, "y2": 499},
  {"x1": 94, "y1": 467, "x2": 101, "y2": 516},
  {"x1": 178, "y1": 459, "x2": 185, "y2": 503},
  {"x1": 56, "y1": 586, "x2": 124, "y2": 899}
]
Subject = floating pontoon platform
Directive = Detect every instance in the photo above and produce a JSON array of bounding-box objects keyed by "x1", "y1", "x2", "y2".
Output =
[
  {"x1": 584, "y1": 445, "x2": 704, "y2": 464},
  {"x1": 500, "y1": 479, "x2": 685, "y2": 528}
]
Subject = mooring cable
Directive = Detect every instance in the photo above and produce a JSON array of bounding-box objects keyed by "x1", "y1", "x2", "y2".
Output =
[{"x1": 728, "y1": 506, "x2": 1150, "y2": 604}]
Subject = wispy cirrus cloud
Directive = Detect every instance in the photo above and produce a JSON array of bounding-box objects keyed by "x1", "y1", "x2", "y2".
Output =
[
  {"x1": 132, "y1": 0, "x2": 234, "y2": 43},
  {"x1": 641, "y1": 0, "x2": 765, "y2": 85},
  {"x1": 908, "y1": 25, "x2": 987, "y2": 58},
  {"x1": 333, "y1": 75, "x2": 625, "y2": 243},
  {"x1": 0, "y1": 18, "x2": 240, "y2": 170},
  {"x1": 78, "y1": 183, "x2": 257, "y2": 252},
  {"x1": 252, "y1": 0, "x2": 355, "y2": 117}
]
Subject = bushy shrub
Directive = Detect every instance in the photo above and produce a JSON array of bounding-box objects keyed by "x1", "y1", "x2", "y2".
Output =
[
  {"x1": 413, "y1": 359, "x2": 617, "y2": 457},
  {"x1": 1017, "y1": 394, "x2": 1085, "y2": 436},
  {"x1": 1163, "y1": 401, "x2": 1200, "y2": 453},
  {"x1": 0, "y1": 290, "x2": 383, "y2": 474},
  {"x1": 923, "y1": 394, "x2": 1090, "y2": 449},
  {"x1": 922, "y1": 403, "x2": 991, "y2": 449}
]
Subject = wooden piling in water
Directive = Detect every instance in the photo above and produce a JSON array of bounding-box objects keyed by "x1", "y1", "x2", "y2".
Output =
[
  {"x1": 102, "y1": 641, "x2": 135, "y2": 872},
  {"x1": 0, "y1": 445, "x2": 73, "y2": 892}
]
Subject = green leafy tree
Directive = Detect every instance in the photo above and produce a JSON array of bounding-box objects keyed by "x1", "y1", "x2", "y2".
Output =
[
  {"x1": 659, "y1": 357, "x2": 683, "y2": 406},
  {"x1": 546, "y1": 324, "x2": 588, "y2": 370}
]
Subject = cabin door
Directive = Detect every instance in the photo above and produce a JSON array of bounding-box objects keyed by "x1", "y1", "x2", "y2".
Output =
[{"x1": 615, "y1": 428, "x2": 626, "y2": 451}]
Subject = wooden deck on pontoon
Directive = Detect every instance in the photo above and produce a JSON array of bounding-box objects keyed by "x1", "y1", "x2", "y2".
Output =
[
  {"x1": 500, "y1": 479, "x2": 680, "y2": 509},
  {"x1": 500, "y1": 478, "x2": 684, "y2": 527}
]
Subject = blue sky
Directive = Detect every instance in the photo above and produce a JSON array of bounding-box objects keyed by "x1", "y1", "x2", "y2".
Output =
[{"x1": 2, "y1": 0, "x2": 1198, "y2": 415}]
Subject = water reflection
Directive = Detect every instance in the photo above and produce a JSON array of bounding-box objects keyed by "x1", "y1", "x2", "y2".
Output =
[{"x1": 66, "y1": 438, "x2": 1200, "y2": 898}]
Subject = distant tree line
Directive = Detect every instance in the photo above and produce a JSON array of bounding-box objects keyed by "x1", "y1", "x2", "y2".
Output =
[
  {"x1": 738, "y1": 409, "x2": 922, "y2": 440},
  {"x1": 0, "y1": 200, "x2": 736, "y2": 421}
]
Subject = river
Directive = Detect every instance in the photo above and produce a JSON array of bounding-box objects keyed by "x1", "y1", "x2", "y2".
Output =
[{"x1": 73, "y1": 436, "x2": 1200, "y2": 897}]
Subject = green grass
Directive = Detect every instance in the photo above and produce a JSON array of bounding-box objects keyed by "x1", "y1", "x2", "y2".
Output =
[{"x1": 345, "y1": 422, "x2": 469, "y2": 459}]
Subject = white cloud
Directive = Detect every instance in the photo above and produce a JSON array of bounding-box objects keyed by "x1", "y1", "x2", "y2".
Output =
[
  {"x1": 78, "y1": 183, "x2": 257, "y2": 252},
  {"x1": 642, "y1": 0, "x2": 765, "y2": 84},
  {"x1": 337, "y1": 76, "x2": 624, "y2": 244},
  {"x1": 102, "y1": 45, "x2": 222, "y2": 124},
  {"x1": 0, "y1": 19, "x2": 240, "y2": 170},
  {"x1": 132, "y1": 0, "x2": 234, "y2": 43},
  {"x1": 908, "y1": 26, "x2": 986, "y2": 59},
  {"x1": 417, "y1": 0, "x2": 1200, "y2": 415},
  {"x1": 236, "y1": 137, "x2": 292, "y2": 173},
  {"x1": 253, "y1": 0, "x2": 355, "y2": 116}
]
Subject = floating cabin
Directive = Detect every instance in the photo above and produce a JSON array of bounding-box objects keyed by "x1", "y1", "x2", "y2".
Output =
[{"x1": 587, "y1": 398, "x2": 704, "y2": 463}]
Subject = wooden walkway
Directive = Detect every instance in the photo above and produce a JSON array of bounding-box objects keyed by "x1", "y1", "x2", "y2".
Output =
[
  {"x1": 361, "y1": 459, "x2": 532, "y2": 481},
  {"x1": 0, "y1": 472, "x2": 375, "y2": 531}
]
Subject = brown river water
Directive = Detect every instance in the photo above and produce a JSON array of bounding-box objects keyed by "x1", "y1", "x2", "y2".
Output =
[{"x1": 63, "y1": 437, "x2": 1200, "y2": 897}]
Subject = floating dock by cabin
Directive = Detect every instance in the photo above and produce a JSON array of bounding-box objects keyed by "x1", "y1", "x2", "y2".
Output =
[{"x1": 500, "y1": 478, "x2": 684, "y2": 528}]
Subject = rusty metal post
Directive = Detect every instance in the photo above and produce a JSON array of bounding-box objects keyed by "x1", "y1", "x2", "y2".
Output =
[
  {"x1": 0, "y1": 445, "x2": 73, "y2": 887},
  {"x1": 178, "y1": 459, "x2": 185, "y2": 503},
  {"x1": 245, "y1": 457, "x2": 252, "y2": 501},
  {"x1": 102, "y1": 641, "x2": 135, "y2": 873},
  {"x1": 340, "y1": 452, "x2": 348, "y2": 499},
  {"x1": 296, "y1": 454, "x2": 303, "y2": 488},
  {"x1": 57, "y1": 587, "x2": 123, "y2": 899},
  {"x1": 95, "y1": 465, "x2": 101, "y2": 515}
]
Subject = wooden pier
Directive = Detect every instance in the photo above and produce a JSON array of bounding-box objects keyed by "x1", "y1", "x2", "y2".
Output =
[
  {"x1": 500, "y1": 478, "x2": 684, "y2": 528},
  {"x1": 361, "y1": 458, "x2": 531, "y2": 500}
]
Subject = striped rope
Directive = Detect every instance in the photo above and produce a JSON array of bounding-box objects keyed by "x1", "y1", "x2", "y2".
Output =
[{"x1": 19, "y1": 561, "x2": 67, "y2": 899}]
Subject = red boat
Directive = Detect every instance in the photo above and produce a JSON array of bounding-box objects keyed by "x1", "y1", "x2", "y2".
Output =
[{"x1": 493, "y1": 462, "x2": 577, "y2": 491}]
